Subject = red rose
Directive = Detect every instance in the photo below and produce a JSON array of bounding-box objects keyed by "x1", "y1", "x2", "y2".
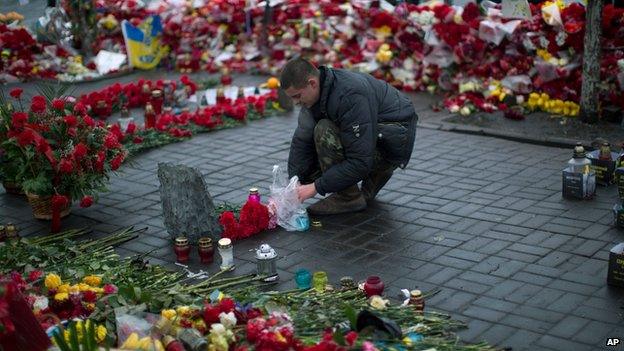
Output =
[
  {"x1": 9, "y1": 88, "x2": 23, "y2": 99},
  {"x1": 67, "y1": 127, "x2": 77, "y2": 138},
  {"x1": 30, "y1": 96, "x2": 46, "y2": 113},
  {"x1": 133, "y1": 136, "x2": 144, "y2": 144},
  {"x1": 11, "y1": 112, "x2": 28, "y2": 128},
  {"x1": 52, "y1": 98, "x2": 65, "y2": 111},
  {"x1": 73, "y1": 143, "x2": 88, "y2": 160},
  {"x1": 79, "y1": 195, "x2": 94, "y2": 208},
  {"x1": 95, "y1": 151, "x2": 105, "y2": 171},
  {"x1": 64, "y1": 115, "x2": 78, "y2": 127},
  {"x1": 51, "y1": 194, "x2": 69, "y2": 208},
  {"x1": 110, "y1": 153, "x2": 124, "y2": 170},
  {"x1": 59, "y1": 158, "x2": 74, "y2": 173}
]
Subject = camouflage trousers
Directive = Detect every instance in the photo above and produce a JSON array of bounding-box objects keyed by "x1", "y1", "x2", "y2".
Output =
[{"x1": 310, "y1": 119, "x2": 396, "y2": 195}]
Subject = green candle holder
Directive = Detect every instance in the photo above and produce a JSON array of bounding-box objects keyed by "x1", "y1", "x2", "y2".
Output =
[{"x1": 312, "y1": 271, "x2": 328, "y2": 293}]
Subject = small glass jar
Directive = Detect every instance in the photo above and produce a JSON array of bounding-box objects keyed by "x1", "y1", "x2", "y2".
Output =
[
  {"x1": 295, "y1": 269, "x2": 312, "y2": 289},
  {"x1": 312, "y1": 271, "x2": 328, "y2": 293},
  {"x1": 174, "y1": 237, "x2": 191, "y2": 263},
  {"x1": 218, "y1": 238, "x2": 234, "y2": 270},
  {"x1": 363, "y1": 276, "x2": 385, "y2": 297},
  {"x1": 409, "y1": 289, "x2": 425, "y2": 312},
  {"x1": 5, "y1": 223, "x2": 17, "y2": 239},
  {"x1": 198, "y1": 237, "x2": 214, "y2": 264},
  {"x1": 248, "y1": 187, "x2": 261, "y2": 203}
]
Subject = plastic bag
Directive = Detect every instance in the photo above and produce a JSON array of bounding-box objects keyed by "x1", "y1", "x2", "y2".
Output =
[
  {"x1": 115, "y1": 306, "x2": 164, "y2": 351},
  {"x1": 268, "y1": 165, "x2": 309, "y2": 232}
]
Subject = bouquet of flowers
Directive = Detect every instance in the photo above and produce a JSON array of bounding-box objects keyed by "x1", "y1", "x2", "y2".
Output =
[{"x1": 0, "y1": 86, "x2": 126, "y2": 228}]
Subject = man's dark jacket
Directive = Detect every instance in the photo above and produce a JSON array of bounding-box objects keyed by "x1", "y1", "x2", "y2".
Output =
[{"x1": 288, "y1": 66, "x2": 418, "y2": 196}]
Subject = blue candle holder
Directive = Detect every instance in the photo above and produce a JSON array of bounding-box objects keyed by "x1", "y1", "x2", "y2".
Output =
[{"x1": 295, "y1": 269, "x2": 312, "y2": 289}]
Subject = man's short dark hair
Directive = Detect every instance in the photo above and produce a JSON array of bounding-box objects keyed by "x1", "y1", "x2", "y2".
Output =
[{"x1": 280, "y1": 58, "x2": 319, "y2": 90}]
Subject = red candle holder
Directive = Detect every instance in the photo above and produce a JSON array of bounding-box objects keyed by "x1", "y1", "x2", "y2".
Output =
[
  {"x1": 174, "y1": 237, "x2": 191, "y2": 263},
  {"x1": 151, "y1": 90, "x2": 164, "y2": 115},
  {"x1": 363, "y1": 276, "x2": 385, "y2": 297},
  {"x1": 144, "y1": 102, "x2": 156, "y2": 129},
  {"x1": 198, "y1": 237, "x2": 214, "y2": 264}
]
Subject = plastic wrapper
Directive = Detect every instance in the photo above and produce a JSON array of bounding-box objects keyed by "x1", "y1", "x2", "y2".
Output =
[
  {"x1": 115, "y1": 306, "x2": 164, "y2": 351},
  {"x1": 541, "y1": 3, "x2": 562, "y2": 27},
  {"x1": 501, "y1": 75, "x2": 532, "y2": 94},
  {"x1": 268, "y1": 165, "x2": 309, "y2": 231}
]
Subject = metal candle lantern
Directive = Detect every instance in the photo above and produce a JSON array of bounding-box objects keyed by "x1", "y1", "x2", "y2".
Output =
[
  {"x1": 218, "y1": 238, "x2": 234, "y2": 270},
  {"x1": 255, "y1": 244, "x2": 278, "y2": 281}
]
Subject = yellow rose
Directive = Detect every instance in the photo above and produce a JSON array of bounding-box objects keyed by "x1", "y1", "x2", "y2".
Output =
[
  {"x1": 369, "y1": 295, "x2": 389, "y2": 310},
  {"x1": 55, "y1": 292, "x2": 69, "y2": 301},
  {"x1": 57, "y1": 284, "x2": 70, "y2": 294},
  {"x1": 69, "y1": 285, "x2": 80, "y2": 294},
  {"x1": 176, "y1": 306, "x2": 191, "y2": 316},
  {"x1": 78, "y1": 283, "x2": 91, "y2": 292},
  {"x1": 83, "y1": 275, "x2": 102, "y2": 287},
  {"x1": 45, "y1": 273, "x2": 62, "y2": 290},
  {"x1": 161, "y1": 309, "x2": 177, "y2": 320}
]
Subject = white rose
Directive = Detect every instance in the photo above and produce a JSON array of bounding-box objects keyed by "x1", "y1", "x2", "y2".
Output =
[
  {"x1": 219, "y1": 312, "x2": 237, "y2": 329},
  {"x1": 460, "y1": 106, "x2": 471, "y2": 116}
]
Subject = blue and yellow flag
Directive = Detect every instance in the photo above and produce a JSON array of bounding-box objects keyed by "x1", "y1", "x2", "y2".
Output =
[{"x1": 121, "y1": 15, "x2": 167, "y2": 70}]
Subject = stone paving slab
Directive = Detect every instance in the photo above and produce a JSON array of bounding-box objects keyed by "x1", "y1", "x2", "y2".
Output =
[{"x1": 3, "y1": 107, "x2": 624, "y2": 350}]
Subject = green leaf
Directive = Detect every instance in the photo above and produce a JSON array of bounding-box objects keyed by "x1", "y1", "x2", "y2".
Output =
[
  {"x1": 344, "y1": 306, "x2": 357, "y2": 330},
  {"x1": 53, "y1": 328, "x2": 71, "y2": 351},
  {"x1": 332, "y1": 331, "x2": 346, "y2": 346},
  {"x1": 68, "y1": 322, "x2": 80, "y2": 351}
]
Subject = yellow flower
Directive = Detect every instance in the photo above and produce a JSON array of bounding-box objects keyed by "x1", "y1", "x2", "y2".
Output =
[
  {"x1": 57, "y1": 284, "x2": 70, "y2": 294},
  {"x1": 274, "y1": 331, "x2": 287, "y2": 344},
  {"x1": 83, "y1": 275, "x2": 102, "y2": 287},
  {"x1": 85, "y1": 303, "x2": 95, "y2": 311},
  {"x1": 45, "y1": 273, "x2": 62, "y2": 290},
  {"x1": 69, "y1": 285, "x2": 80, "y2": 294},
  {"x1": 96, "y1": 325, "x2": 107, "y2": 343},
  {"x1": 161, "y1": 309, "x2": 177, "y2": 320},
  {"x1": 77, "y1": 283, "x2": 91, "y2": 292},
  {"x1": 90, "y1": 287, "x2": 104, "y2": 294},
  {"x1": 54, "y1": 292, "x2": 69, "y2": 301},
  {"x1": 176, "y1": 306, "x2": 191, "y2": 317}
]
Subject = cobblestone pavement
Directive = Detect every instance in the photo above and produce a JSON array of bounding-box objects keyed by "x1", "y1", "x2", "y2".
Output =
[{"x1": 3, "y1": 98, "x2": 624, "y2": 350}]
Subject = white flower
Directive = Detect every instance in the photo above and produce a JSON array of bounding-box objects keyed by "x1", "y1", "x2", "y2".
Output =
[
  {"x1": 210, "y1": 323, "x2": 227, "y2": 336},
  {"x1": 369, "y1": 295, "x2": 389, "y2": 310},
  {"x1": 33, "y1": 296, "x2": 49, "y2": 311},
  {"x1": 617, "y1": 59, "x2": 624, "y2": 71},
  {"x1": 449, "y1": 105, "x2": 460, "y2": 113},
  {"x1": 219, "y1": 312, "x2": 237, "y2": 329},
  {"x1": 460, "y1": 106, "x2": 472, "y2": 116},
  {"x1": 516, "y1": 95, "x2": 525, "y2": 104}
]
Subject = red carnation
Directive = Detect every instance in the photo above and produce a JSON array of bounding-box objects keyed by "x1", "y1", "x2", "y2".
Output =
[
  {"x1": 17, "y1": 129, "x2": 36, "y2": 146},
  {"x1": 219, "y1": 298, "x2": 236, "y2": 313},
  {"x1": 104, "y1": 133, "x2": 121, "y2": 149},
  {"x1": 82, "y1": 115, "x2": 95, "y2": 127},
  {"x1": 11, "y1": 112, "x2": 28, "y2": 129},
  {"x1": 73, "y1": 143, "x2": 88, "y2": 160},
  {"x1": 52, "y1": 98, "x2": 65, "y2": 111},
  {"x1": 133, "y1": 136, "x2": 144, "y2": 144},
  {"x1": 30, "y1": 95, "x2": 46, "y2": 113},
  {"x1": 82, "y1": 290, "x2": 97, "y2": 302},
  {"x1": 10, "y1": 88, "x2": 23, "y2": 99},
  {"x1": 64, "y1": 115, "x2": 78, "y2": 127},
  {"x1": 103, "y1": 284, "x2": 117, "y2": 294},
  {"x1": 203, "y1": 304, "x2": 221, "y2": 324},
  {"x1": 27, "y1": 270, "x2": 43, "y2": 282},
  {"x1": 110, "y1": 153, "x2": 124, "y2": 170},
  {"x1": 59, "y1": 158, "x2": 73, "y2": 173},
  {"x1": 345, "y1": 331, "x2": 358, "y2": 346},
  {"x1": 79, "y1": 195, "x2": 94, "y2": 208},
  {"x1": 95, "y1": 151, "x2": 106, "y2": 171},
  {"x1": 125, "y1": 122, "x2": 136, "y2": 134},
  {"x1": 74, "y1": 102, "x2": 87, "y2": 115}
]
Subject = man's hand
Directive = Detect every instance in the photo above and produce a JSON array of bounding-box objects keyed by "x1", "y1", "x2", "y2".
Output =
[{"x1": 297, "y1": 182, "x2": 317, "y2": 203}]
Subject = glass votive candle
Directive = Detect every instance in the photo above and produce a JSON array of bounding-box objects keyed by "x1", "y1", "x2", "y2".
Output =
[
  {"x1": 312, "y1": 271, "x2": 328, "y2": 293},
  {"x1": 218, "y1": 238, "x2": 234, "y2": 270},
  {"x1": 295, "y1": 269, "x2": 312, "y2": 289},
  {"x1": 174, "y1": 237, "x2": 191, "y2": 263}
]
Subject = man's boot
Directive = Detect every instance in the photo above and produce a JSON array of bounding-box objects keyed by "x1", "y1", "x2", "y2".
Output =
[
  {"x1": 361, "y1": 168, "x2": 394, "y2": 202},
  {"x1": 307, "y1": 185, "x2": 366, "y2": 216}
]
